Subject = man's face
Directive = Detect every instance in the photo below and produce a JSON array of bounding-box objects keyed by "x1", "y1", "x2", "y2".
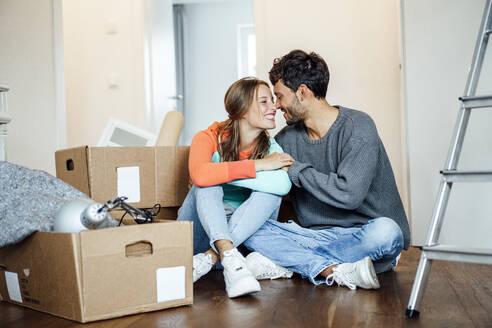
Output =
[{"x1": 273, "y1": 80, "x2": 306, "y2": 125}]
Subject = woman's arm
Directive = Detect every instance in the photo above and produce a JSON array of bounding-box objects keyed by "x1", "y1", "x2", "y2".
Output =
[
  {"x1": 227, "y1": 169, "x2": 291, "y2": 195},
  {"x1": 189, "y1": 131, "x2": 256, "y2": 187},
  {"x1": 227, "y1": 139, "x2": 292, "y2": 195}
]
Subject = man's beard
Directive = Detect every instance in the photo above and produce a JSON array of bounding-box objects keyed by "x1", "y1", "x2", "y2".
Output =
[{"x1": 284, "y1": 96, "x2": 306, "y2": 125}]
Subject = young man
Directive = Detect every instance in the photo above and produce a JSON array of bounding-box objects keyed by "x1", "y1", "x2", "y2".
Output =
[{"x1": 244, "y1": 50, "x2": 410, "y2": 290}]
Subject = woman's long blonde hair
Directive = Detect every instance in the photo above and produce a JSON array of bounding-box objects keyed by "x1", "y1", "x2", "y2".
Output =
[{"x1": 218, "y1": 77, "x2": 271, "y2": 162}]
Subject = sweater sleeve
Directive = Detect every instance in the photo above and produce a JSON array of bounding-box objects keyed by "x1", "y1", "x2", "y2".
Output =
[
  {"x1": 188, "y1": 131, "x2": 256, "y2": 187},
  {"x1": 227, "y1": 138, "x2": 292, "y2": 195},
  {"x1": 288, "y1": 136, "x2": 378, "y2": 210}
]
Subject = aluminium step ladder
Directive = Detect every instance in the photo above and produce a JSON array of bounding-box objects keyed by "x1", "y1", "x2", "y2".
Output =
[{"x1": 405, "y1": 0, "x2": 492, "y2": 318}]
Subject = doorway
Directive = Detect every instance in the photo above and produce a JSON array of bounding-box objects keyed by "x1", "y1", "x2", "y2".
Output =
[{"x1": 172, "y1": 0, "x2": 255, "y2": 145}]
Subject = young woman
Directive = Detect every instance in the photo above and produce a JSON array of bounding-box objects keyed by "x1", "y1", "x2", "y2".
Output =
[{"x1": 177, "y1": 77, "x2": 294, "y2": 298}]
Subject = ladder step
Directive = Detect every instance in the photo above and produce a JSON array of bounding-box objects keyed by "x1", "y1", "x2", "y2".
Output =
[
  {"x1": 460, "y1": 95, "x2": 492, "y2": 108},
  {"x1": 423, "y1": 244, "x2": 492, "y2": 265},
  {"x1": 441, "y1": 170, "x2": 492, "y2": 182}
]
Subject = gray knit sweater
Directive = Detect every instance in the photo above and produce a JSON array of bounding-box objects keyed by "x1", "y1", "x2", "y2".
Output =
[{"x1": 275, "y1": 106, "x2": 410, "y2": 249}]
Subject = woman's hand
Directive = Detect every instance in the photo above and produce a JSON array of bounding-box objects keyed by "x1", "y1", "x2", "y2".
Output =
[{"x1": 254, "y1": 152, "x2": 294, "y2": 171}]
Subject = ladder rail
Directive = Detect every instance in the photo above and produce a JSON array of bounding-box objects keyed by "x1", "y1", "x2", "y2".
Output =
[
  {"x1": 424, "y1": 182, "x2": 452, "y2": 247},
  {"x1": 445, "y1": 106, "x2": 471, "y2": 171},
  {"x1": 463, "y1": 0, "x2": 492, "y2": 97}
]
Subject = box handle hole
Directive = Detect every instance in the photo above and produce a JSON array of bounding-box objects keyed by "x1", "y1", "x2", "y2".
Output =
[
  {"x1": 66, "y1": 159, "x2": 74, "y2": 171},
  {"x1": 125, "y1": 241, "x2": 153, "y2": 257}
]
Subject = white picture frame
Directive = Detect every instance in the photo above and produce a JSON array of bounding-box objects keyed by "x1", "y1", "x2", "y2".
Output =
[{"x1": 98, "y1": 118, "x2": 157, "y2": 147}]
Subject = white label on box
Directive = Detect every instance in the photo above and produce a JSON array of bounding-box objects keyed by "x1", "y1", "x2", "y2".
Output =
[
  {"x1": 156, "y1": 266, "x2": 186, "y2": 303},
  {"x1": 117, "y1": 166, "x2": 140, "y2": 203},
  {"x1": 5, "y1": 271, "x2": 22, "y2": 303}
]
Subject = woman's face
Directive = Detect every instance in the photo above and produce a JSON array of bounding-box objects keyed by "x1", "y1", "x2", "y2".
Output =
[{"x1": 243, "y1": 84, "x2": 277, "y2": 130}]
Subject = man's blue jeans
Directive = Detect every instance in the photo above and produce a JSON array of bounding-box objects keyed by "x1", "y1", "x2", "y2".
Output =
[
  {"x1": 243, "y1": 218, "x2": 403, "y2": 285},
  {"x1": 177, "y1": 185, "x2": 282, "y2": 254}
]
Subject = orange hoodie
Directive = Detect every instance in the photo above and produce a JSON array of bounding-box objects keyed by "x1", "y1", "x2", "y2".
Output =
[{"x1": 188, "y1": 122, "x2": 256, "y2": 187}]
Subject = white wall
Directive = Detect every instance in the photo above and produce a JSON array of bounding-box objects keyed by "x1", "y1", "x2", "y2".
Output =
[
  {"x1": 401, "y1": 0, "x2": 492, "y2": 246},
  {"x1": 254, "y1": 0, "x2": 407, "y2": 209},
  {"x1": 0, "y1": 0, "x2": 59, "y2": 174},
  {"x1": 181, "y1": 0, "x2": 254, "y2": 145},
  {"x1": 63, "y1": 0, "x2": 148, "y2": 147}
]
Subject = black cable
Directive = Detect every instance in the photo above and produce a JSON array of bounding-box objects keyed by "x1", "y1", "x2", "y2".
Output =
[
  {"x1": 118, "y1": 211, "x2": 127, "y2": 226},
  {"x1": 112, "y1": 198, "x2": 161, "y2": 225}
]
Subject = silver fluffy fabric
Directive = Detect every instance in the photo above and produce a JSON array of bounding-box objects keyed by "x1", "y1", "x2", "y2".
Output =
[{"x1": 0, "y1": 161, "x2": 118, "y2": 247}]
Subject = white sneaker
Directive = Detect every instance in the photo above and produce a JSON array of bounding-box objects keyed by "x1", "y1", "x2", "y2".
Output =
[
  {"x1": 327, "y1": 256, "x2": 380, "y2": 290},
  {"x1": 193, "y1": 253, "x2": 214, "y2": 283},
  {"x1": 394, "y1": 253, "x2": 401, "y2": 267},
  {"x1": 221, "y1": 248, "x2": 261, "y2": 298},
  {"x1": 246, "y1": 252, "x2": 293, "y2": 280}
]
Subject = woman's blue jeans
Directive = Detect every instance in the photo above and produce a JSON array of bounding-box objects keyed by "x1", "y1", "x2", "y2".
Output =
[
  {"x1": 177, "y1": 185, "x2": 282, "y2": 254},
  {"x1": 243, "y1": 217, "x2": 403, "y2": 285}
]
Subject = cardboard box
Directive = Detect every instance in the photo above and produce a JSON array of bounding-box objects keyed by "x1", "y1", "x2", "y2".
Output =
[
  {"x1": 0, "y1": 221, "x2": 193, "y2": 323},
  {"x1": 55, "y1": 146, "x2": 190, "y2": 208}
]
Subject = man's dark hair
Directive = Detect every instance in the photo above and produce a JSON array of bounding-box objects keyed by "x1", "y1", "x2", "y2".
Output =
[{"x1": 269, "y1": 50, "x2": 330, "y2": 99}]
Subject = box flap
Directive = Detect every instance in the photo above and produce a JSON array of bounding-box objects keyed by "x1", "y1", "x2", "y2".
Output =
[
  {"x1": 0, "y1": 231, "x2": 84, "y2": 322},
  {"x1": 88, "y1": 147, "x2": 156, "y2": 208},
  {"x1": 79, "y1": 222, "x2": 193, "y2": 320},
  {"x1": 174, "y1": 147, "x2": 190, "y2": 206},
  {"x1": 155, "y1": 146, "x2": 189, "y2": 207},
  {"x1": 55, "y1": 146, "x2": 90, "y2": 196}
]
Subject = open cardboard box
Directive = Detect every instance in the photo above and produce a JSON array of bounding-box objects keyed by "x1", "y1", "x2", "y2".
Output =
[
  {"x1": 110, "y1": 207, "x2": 180, "y2": 226},
  {"x1": 0, "y1": 221, "x2": 193, "y2": 323}
]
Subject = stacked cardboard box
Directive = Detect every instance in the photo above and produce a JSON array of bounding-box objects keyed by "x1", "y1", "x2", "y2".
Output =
[
  {"x1": 55, "y1": 145, "x2": 190, "y2": 223},
  {"x1": 54, "y1": 146, "x2": 190, "y2": 209}
]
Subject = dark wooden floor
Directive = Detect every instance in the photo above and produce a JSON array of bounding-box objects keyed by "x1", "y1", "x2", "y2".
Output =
[{"x1": 1, "y1": 247, "x2": 491, "y2": 327}]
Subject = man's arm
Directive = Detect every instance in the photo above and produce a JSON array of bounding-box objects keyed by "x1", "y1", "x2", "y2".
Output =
[{"x1": 289, "y1": 136, "x2": 379, "y2": 210}]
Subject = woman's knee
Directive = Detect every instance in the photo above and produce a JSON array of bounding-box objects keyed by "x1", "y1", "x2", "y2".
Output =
[
  {"x1": 195, "y1": 185, "x2": 224, "y2": 199},
  {"x1": 250, "y1": 191, "x2": 282, "y2": 206},
  {"x1": 177, "y1": 186, "x2": 197, "y2": 219}
]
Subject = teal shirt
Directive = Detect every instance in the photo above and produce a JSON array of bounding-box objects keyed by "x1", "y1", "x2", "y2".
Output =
[{"x1": 211, "y1": 137, "x2": 292, "y2": 208}]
